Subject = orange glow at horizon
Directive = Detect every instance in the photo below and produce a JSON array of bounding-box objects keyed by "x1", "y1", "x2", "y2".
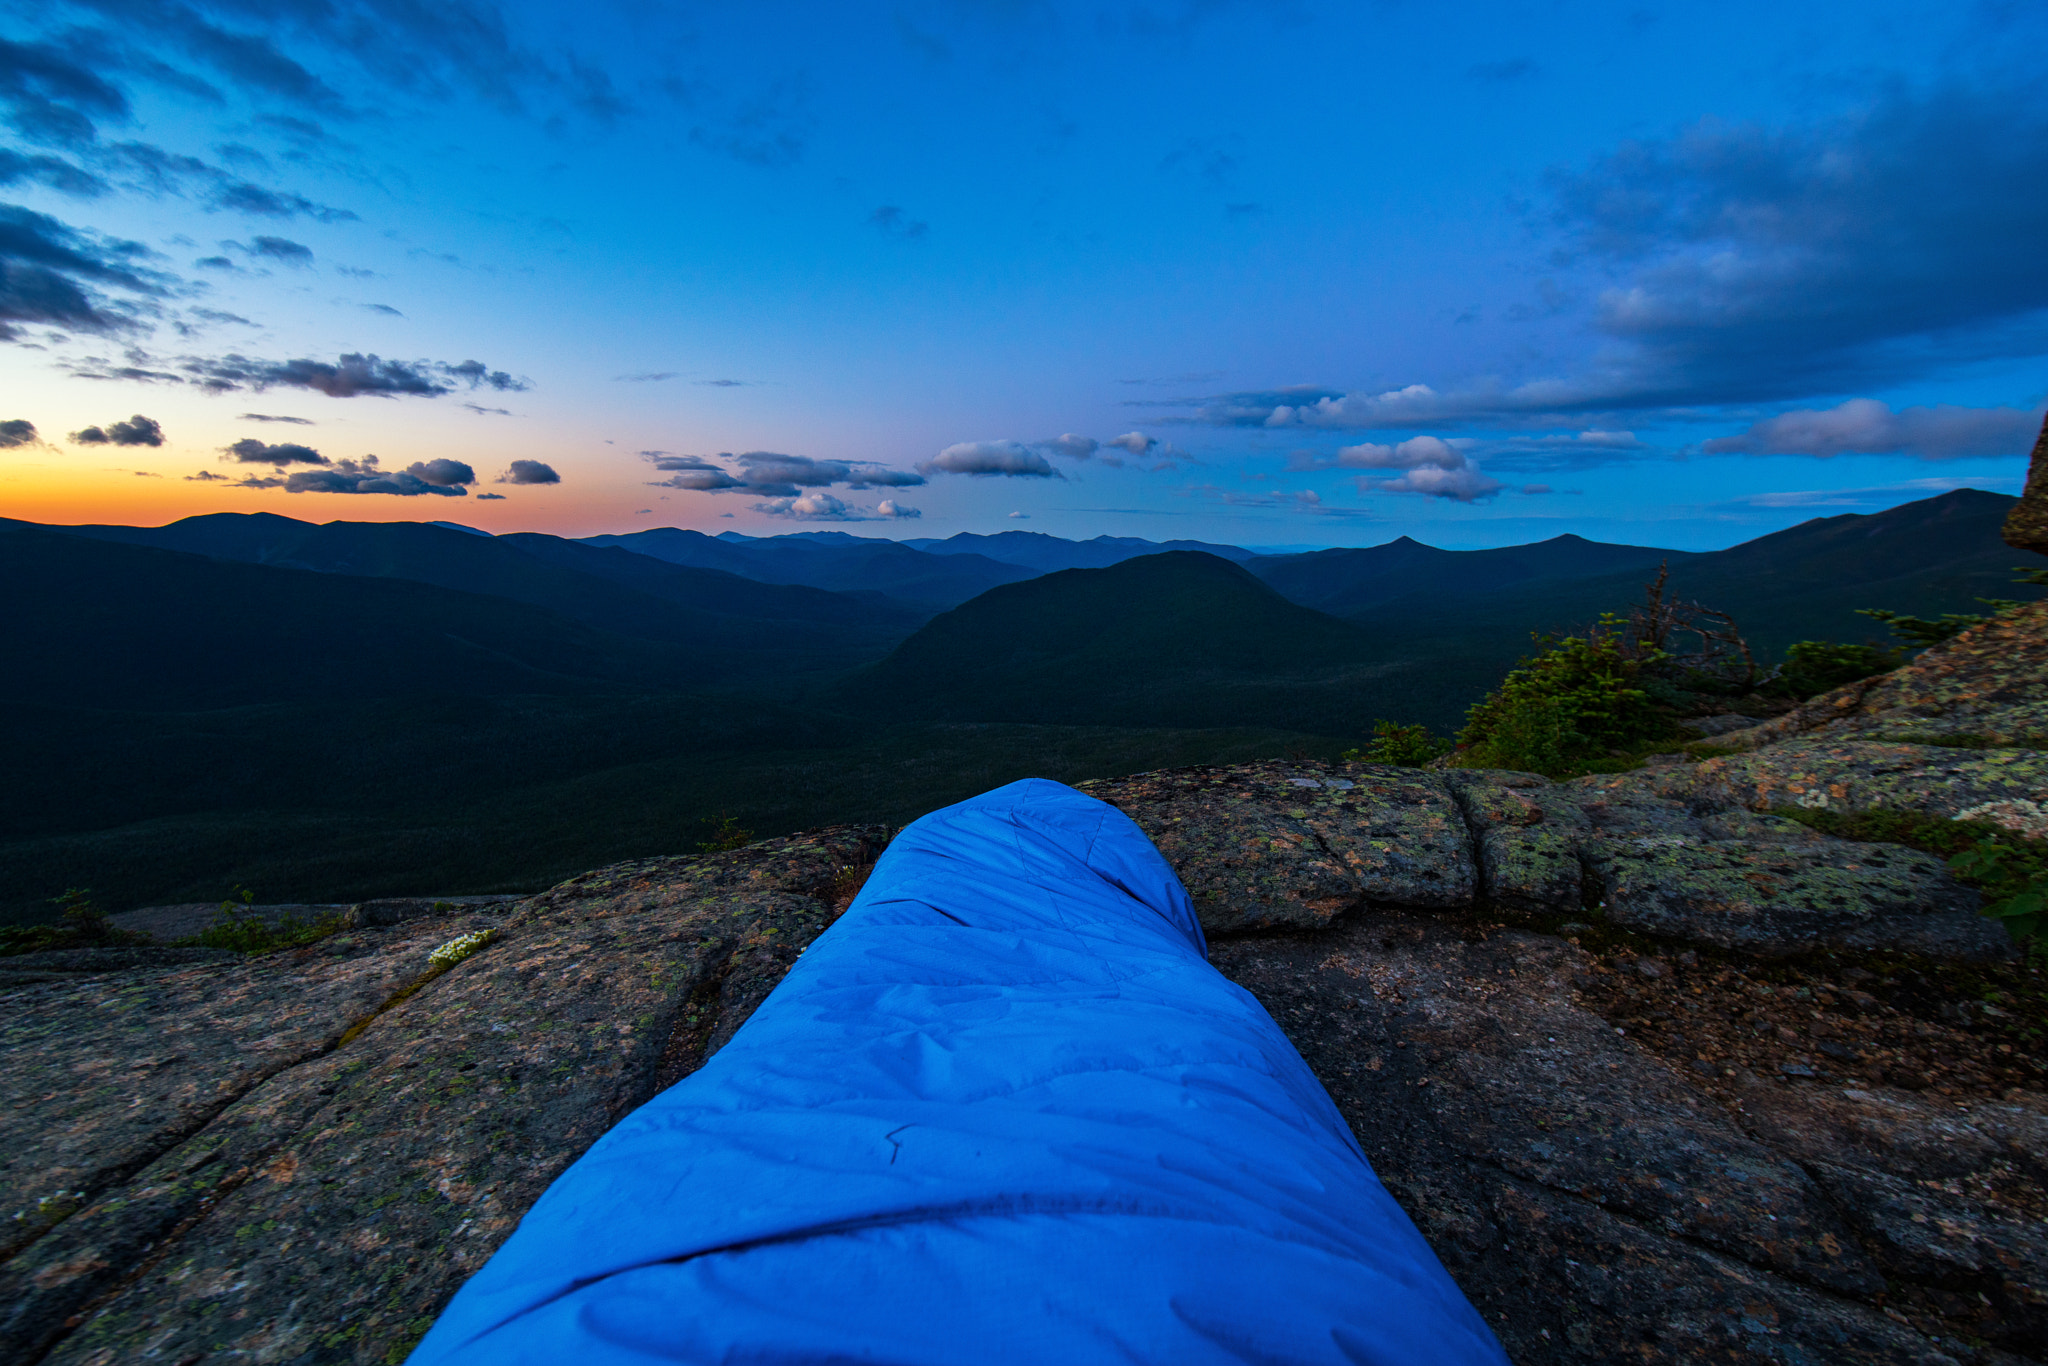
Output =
[{"x1": 0, "y1": 461, "x2": 730, "y2": 536}]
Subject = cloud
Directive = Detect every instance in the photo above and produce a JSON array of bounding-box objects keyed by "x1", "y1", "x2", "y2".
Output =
[
  {"x1": 869, "y1": 205, "x2": 928, "y2": 239},
  {"x1": 1700, "y1": 399, "x2": 2044, "y2": 460},
  {"x1": 753, "y1": 492, "x2": 853, "y2": 519},
  {"x1": 1521, "y1": 483, "x2": 1554, "y2": 495},
  {"x1": 696, "y1": 378, "x2": 749, "y2": 386},
  {"x1": 228, "y1": 234, "x2": 312, "y2": 266},
  {"x1": 1007, "y1": 510, "x2": 1028, "y2": 519},
  {"x1": 0, "y1": 202, "x2": 166, "y2": 338},
  {"x1": 208, "y1": 182, "x2": 356, "y2": 221},
  {"x1": 920, "y1": 440, "x2": 1062, "y2": 478},
  {"x1": 475, "y1": 491, "x2": 506, "y2": 500},
  {"x1": 1291, "y1": 434, "x2": 1507, "y2": 502},
  {"x1": 237, "y1": 412, "x2": 311, "y2": 423},
  {"x1": 1540, "y1": 80, "x2": 2048, "y2": 407},
  {"x1": 281, "y1": 454, "x2": 475, "y2": 496},
  {"x1": 647, "y1": 455, "x2": 746, "y2": 492},
  {"x1": 0, "y1": 417, "x2": 38, "y2": 447},
  {"x1": 0, "y1": 147, "x2": 107, "y2": 195},
  {"x1": 226, "y1": 437, "x2": 327, "y2": 465},
  {"x1": 0, "y1": 36, "x2": 129, "y2": 148},
  {"x1": 644, "y1": 449, "x2": 923, "y2": 495},
  {"x1": 361, "y1": 302, "x2": 402, "y2": 316},
  {"x1": 184, "y1": 468, "x2": 226, "y2": 480},
  {"x1": 752, "y1": 492, "x2": 918, "y2": 520},
  {"x1": 1156, "y1": 82, "x2": 2048, "y2": 436},
  {"x1": 1361, "y1": 466, "x2": 1506, "y2": 502},
  {"x1": 498, "y1": 459, "x2": 559, "y2": 485},
  {"x1": 180, "y1": 352, "x2": 529, "y2": 396},
  {"x1": 1038, "y1": 433, "x2": 1097, "y2": 459},
  {"x1": 463, "y1": 403, "x2": 509, "y2": 415},
  {"x1": 616, "y1": 371, "x2": 678, "y2": 381},
  {"x1": 187, "y1": 306, "x2": 253, "y2": 325},
  {"x1": 70, "y1": 413, "x2": 163, "y2": 445}
]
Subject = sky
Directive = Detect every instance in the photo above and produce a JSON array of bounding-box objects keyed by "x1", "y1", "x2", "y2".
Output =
[{"x1": 2, "y1": 0, "x2": 2045, "y2": 550}]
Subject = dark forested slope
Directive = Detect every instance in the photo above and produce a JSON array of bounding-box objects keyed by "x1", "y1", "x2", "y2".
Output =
[{"x1": 839, "y1": 551, "x2": 1404, "y2": 731}]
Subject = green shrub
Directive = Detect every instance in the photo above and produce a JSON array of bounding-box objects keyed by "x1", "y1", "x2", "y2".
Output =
[
  {"x1": 696, "y1": 814, "x2": 756, "y2": 854},
  {"x1": 1950, "y1": 841, "x2": 2048, "y2": 945},
  {"x1": 1342, "y1": 720, "x2": 1450, "y2": 767},
  {"x1": 0, "y1": 888, "x2": 154, "y2": 958},
  {"x1": 1776, "y1": 640, "x2": 1902, "y2": 699},
  {"x1": 183, "y1": 887, "x2": 340, "y2": 953},
  {"x1": 1454, "y1": 627, "x2": 1673, "y2": 778}
]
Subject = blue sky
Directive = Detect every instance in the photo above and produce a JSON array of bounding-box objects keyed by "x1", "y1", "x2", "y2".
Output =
[{"x1": 2, "y1": 0, "x2": 2044, "y2": 548}]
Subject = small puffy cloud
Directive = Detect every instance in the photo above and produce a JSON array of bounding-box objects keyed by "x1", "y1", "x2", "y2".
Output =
[
  {"x1": 1039, "y1": 433, "x2": 1097, "y2": 459},
  {"x1": 754, "y1": 492, "x2": 919, "y2": 520},
  {"x1": 921, "y1": 441, "x2": 1060, "y2": 478},
  {"x1": 1361, "y1": 466, "x2": 1506, "y2": 502},
  {"x1": 1293, "y1": 434, "x2": 1508, "y2": 502},
  {"x1": 755, "y1": 492, "x2": 853, "y2": 519},
  {"x1": 71, "y1": 414, "x2": 163, "y2": 446},
  {"x1": 498, "y1": 459, "x2": 560, "y2": 485},
  {"x1": 650, "y1": 462, "x2": 746, "y2": 492},
  {"x1": 851, "y1": 467, "x2": 927, "y2": 488},
  {"x1": 226, "y1": 437, "x2": 327, "y2": 466},
  {"x1": 237, "y1": 412, "x2": 312, "y2": 424},
  {"x1": 185, "y1": 469, "x2": 228, "y2": 481},
  {"x1": 1329, "y1": 435, "x2": 1467, "y2": 471},
  {"x1": 476, "y1": 491, "x2": 507, "y2": 500},
  {"x1": 282, "y1": 454, "x2": 475, "y2": 496},
  {"x1": 1007, "y1": 511, "x2": 1028, "y2": 519},
  {"x1": 0, "y1": 418, "x2": 39, "y2": 447},
  {"x1": 1700, "y1": 399, "x2": 2044, "y2": 461},
  {"x1": 644, "y1": 450, "x2": 922, "y2": 494},
  {"x1": 1105, "y1": 431, "x2": 1156, "y2": 455}
]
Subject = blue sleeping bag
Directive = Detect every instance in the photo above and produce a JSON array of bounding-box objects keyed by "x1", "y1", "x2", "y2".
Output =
[{"x1": 412, "y1": 779, "x2": 1507, "y2": 1364}]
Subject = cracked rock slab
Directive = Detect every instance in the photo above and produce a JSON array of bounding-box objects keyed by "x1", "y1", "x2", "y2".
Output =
[
  {"x1": 26, "y1": 827, "x2": 886, "y2": 1366},
  {"x1": 0, "y1": 918, "x2": 508, "y2": 1264},
  {"x1": 1210, "y1": 911, "x2": 2038, "y2": 1364},
  {"x1": 1447, "y1": 770, "x2": 1592, "y2": 916},
  {"x1": 1566, "y1": 783, "x2": 2010, "y2": 960},
  {"x1": 1081, "y1": 760, "x2": 1474, "y2": 932}
]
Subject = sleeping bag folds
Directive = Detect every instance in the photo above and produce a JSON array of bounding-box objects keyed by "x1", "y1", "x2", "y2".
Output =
[{"x1": 412, "y1": 779, "x2": 1508, "y2": 1364}]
